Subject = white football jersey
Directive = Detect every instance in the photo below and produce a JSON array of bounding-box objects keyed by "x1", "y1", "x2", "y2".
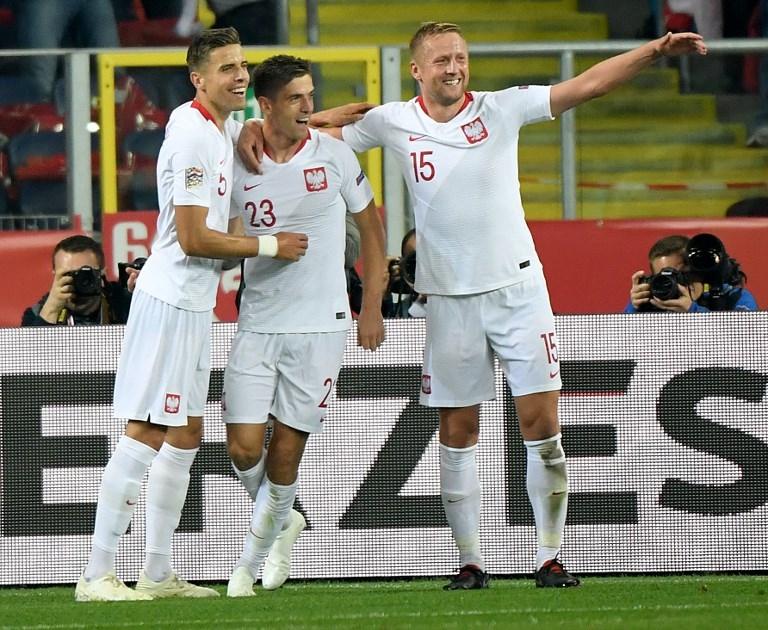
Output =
[
  {"x1": 136, "y1": 101, "x2": 239, "y2": 311},
  {"x1": 343, "y1": 86, "x2": 553, "y2": 296},
  {"x1": 232, "y1": 129, "x2": 373, "y2": 333}
]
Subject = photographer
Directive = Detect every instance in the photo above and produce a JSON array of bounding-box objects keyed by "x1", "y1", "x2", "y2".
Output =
[
  {"x1": 21, "y1": 235, "x2": 140, "y2": 326},
  {"x1": 625, "y1": 233, "x2": 757, "y2": 313},
  {"x1": 382, "y1": 228, "x2": 425, "y2": 318}
]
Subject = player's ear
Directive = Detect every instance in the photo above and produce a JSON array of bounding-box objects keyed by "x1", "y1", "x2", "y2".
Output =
[
  {"x1": 190, "y1": 71, "x2": 204, "y2": 91},
  {"x1": 257, "y1": 95, "x2": 272, "y2": 116},
  {"x1": 410, "y1": 61, "x2": 420, "y2": 82}
]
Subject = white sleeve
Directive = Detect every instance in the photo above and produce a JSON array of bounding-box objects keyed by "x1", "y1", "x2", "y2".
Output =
[
  {"x1": 229, "y1": 158, "x2": 246, "y2": 220},
  {"x1": 338, "y1": 144, "x2": 373, "y2": 213},
  {"x1": 341, "y1": 106, "x2": 388, "y2": 152},
  {"x1": 170, "y1": 134, "x2": 213, "y2": 207},
  {"x1": 493, "y1": 85, "x2": 553, "y2": 128}
]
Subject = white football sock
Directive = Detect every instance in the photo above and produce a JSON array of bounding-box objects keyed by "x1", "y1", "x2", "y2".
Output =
[
  {"x1": 439, "y1": 443, "x2": 483, "y2": 570},
  {"x1": 85, "y1": 435, "x2": 157, "y2": 581},
  {"x1": 237, "y1": 476, "x2": 297, "y2": 578},
  {"x1": 524, "y1": 433, "x2": 568, "y2": 569},
  {"x1": 144, "y1": 442, "x2": 198, "y2": 582},
  {"x1": 232, "y1": 450, "x2": 267, "y2": 501}
]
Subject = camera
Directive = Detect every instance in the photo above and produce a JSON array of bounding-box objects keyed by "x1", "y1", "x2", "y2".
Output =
[
  {"x1": 388, "y1": 251, "x2": 416, "y2": 294},
  {"x1": 686, "y1": 233, "x2": 730, "y2": 286},
  {"x1": 67, "y1": 266, "x2": 102, "y2": 297},
  {"x1": 400, "y1": 250, "x2": 416, "y2": 289},
  {"x1": 118, "y1": 257, "x2": 147, "y2": 288},
  {"x1": 640, "y1": 267, "x2": 686, "y2": 301}
]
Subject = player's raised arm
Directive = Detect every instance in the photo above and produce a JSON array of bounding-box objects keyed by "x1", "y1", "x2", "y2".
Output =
[{"x1": 550, "y1": 32, "x2": 707, "y2": 117}]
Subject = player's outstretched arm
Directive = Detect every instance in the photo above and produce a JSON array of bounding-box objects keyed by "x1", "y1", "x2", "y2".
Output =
[
  {"x1": 550, "y1": 32, "x2": 707, "y2": 117},
  {"x1": 309, "y1": 102, "x2": 375, "y2": 128},
  {"x1": 236, "y1": 103, "x2": 373, "y2": 172},
  {"x1": 353, "y1": 201, "x2": 387, "y2": 351}
]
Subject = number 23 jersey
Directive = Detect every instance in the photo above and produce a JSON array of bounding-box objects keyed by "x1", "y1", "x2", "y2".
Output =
[{"x1": 231, "y1": 129, "x2": 373, "y2": 333}]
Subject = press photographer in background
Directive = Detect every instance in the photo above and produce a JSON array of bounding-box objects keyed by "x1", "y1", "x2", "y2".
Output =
[
  {"x1": 382, "y1": 228, "x2": 426, "y2": 318},
  {"x1": 625, "y1": 233, "x2": 758, "y2": 313},
  {"x1": 21, "y1": 235, "x2": 144, "y2": 326}
]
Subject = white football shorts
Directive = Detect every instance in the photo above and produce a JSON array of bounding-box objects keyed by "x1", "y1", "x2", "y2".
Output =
[
  {"x1": 420, "y1": 272, "x2": 562, "y2": 407},
  {"x1": 222, "y1": 330, "x2": 347, "y2": 434},
  {"x1": 113, "y1": 289, "x2": 212, "y2": 426}
]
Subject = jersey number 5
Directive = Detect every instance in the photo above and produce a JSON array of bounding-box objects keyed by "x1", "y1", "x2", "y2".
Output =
[
  {"x1": 410, "y1": 151, "x2": 435, "y2": 183},
  {"x1": 246, "y1": 199, "x2": 277, "y2": 228}
]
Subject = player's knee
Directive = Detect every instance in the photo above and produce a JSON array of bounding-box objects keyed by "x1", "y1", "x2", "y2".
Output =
[
  {"x1": 166, "y1": 423, "x2": 203, "y2": 450},
  {"x1": 228, "y1": 440, "x2": 262, "y2": 471}
]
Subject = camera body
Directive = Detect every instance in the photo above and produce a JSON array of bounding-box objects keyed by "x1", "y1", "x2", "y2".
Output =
[
  {"x1": 686, "y1": 233, "x2": 730, "y2": 286},
  {"x1": 388, "y1": 251, "x2": 416, "y2": 294},
  {"x1": 640, "y1": 267, "x2": 686, "y2": 301},
  {"x1": 67, "y1": 266, "x2": 102, "y2": 297},
  {"x1": 118, "y1": 257, "x2": 147, "y2": 288}
]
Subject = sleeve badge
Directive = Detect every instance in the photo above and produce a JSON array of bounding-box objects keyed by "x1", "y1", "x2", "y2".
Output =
[{"x1": 185, "y1": 166, "x2": 204, "y2": 190}]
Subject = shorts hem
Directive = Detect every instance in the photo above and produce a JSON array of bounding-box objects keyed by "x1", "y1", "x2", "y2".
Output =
[
  {"x1": 419, "y1": 394, "x2": 495, "y2": 408},
  {"x1": 113, "y1": 410, "x2": 189, "y2": 427},
  {"x1": 510, "y1": 382, "x2": 562, "y2": 397},
  {"x1": 273, "y1": 417, "x2": 323, "y2": 434}
]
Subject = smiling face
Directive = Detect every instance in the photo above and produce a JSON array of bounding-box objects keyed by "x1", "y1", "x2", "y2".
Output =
[
  {"x1": 410, "y1": 32, "x2": 469, "y2": 113},
  {"x1": 260, "y1": 73, "x2": 314, "y2": 145},
  {"x1": 190, "y1": 43, "x2": 249, "y2": 123}
]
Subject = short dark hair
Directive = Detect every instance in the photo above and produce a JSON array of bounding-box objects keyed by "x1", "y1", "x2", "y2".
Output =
[
  {"x1": 187, "y1": 27, "x2": 241, "y2": 71},
  {"x1": 409, "y1": 22, "x2": 464, "y2": 58},
  {"x1": 648, "y1": 235, "x2": 688, "y2": 262},
  {"x1": 251, "y1": 55, "x2": 312, "y2": 100},
  {"x1": 52, "y1": 235, "x2": 105, "y2": 269}
]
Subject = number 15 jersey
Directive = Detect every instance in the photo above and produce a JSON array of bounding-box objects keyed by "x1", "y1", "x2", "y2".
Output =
[{"x1": 343, "y1": 86, "x2": 553, "y2": 297}]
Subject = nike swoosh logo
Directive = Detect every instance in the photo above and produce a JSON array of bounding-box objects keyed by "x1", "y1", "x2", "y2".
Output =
[
  {"x1": 243, "y1": 183, "x2": 261, "y2": 191},
  {"x1": 408, "y1": 134, "x2": 427, "y2": 141},
  {"x1": 446, "y1": 498, "x2": 463, "y2": 504},
  {"x1": 549, "y1": 369, "x2": 560, "y2": 379}
]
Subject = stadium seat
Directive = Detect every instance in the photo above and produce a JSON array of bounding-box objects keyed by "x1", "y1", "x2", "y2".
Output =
[
  {"x1": 8, "y1": 131, "x2": 66, "y2": 179},
  {"x1": 9, "y1": 131, "x2": 99, "y2": 180},
  {"x1": 123, "y1": 129, "x2": 164, "y2": 210},
  {"x1": 115, "y1": 76, "x2": 168, "y2": 145},
  {"x1": 15, "y1": 179, "x2": 101, "y2": 232},
  {"x1": 0, "y1": 103, "x2": 63, "y2": 140},
  {"x1": 0, "y1": 75, "x2": 44, "y2": 105}
]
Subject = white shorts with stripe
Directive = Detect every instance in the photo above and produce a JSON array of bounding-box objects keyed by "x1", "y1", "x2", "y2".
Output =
[
  {"x1": 420, "y1": 272, "x2": 562, "y2": 408},
  {"x1": 113, "y1": 290, "x2": 212, "y2": 427},
  {"x1": 222, "y1": 330, "x2": 347, "y2": 434}
]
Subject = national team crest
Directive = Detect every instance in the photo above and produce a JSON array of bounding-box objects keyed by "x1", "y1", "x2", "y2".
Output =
[
  {"x1": 421, "y1": 374, "x2": 431, "y2": 395},
  {"x1": 304, "y1": 167, "x2": 328, "y2": 192},
  {"x1": 164, "y1": 393, "x2": 181, "y2": 414},
  {"x1": 461, "y1": 117, "x2": 488, "y2": 144},
  {"x1": 184, "y1": 167, "x2": 204, "y2": 189}
]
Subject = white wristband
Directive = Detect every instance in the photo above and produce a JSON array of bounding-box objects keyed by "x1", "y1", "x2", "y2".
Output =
[{"x1": 257, "y1": 234, "x2": 279, "y2": 258}]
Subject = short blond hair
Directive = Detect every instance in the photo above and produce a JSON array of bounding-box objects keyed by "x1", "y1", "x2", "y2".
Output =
[{"x1": 409, "y1": 22, "x2": 464, "y2": 58}]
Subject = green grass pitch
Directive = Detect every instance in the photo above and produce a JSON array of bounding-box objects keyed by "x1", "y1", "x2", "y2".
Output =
[{"x1": 2, "y1": 575, "x2": 767, "y2": 629}]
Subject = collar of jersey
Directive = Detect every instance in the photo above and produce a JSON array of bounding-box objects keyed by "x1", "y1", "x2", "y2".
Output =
[
  {"x1": 263, "y1": 129, "x2": 312, "y2": 162},
  {"x1": 416, "y1": 92, "x2": 474, "y2": 120},
  {"x1": 191, "y1": 99, "x2": 219, "y2": 128}
]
